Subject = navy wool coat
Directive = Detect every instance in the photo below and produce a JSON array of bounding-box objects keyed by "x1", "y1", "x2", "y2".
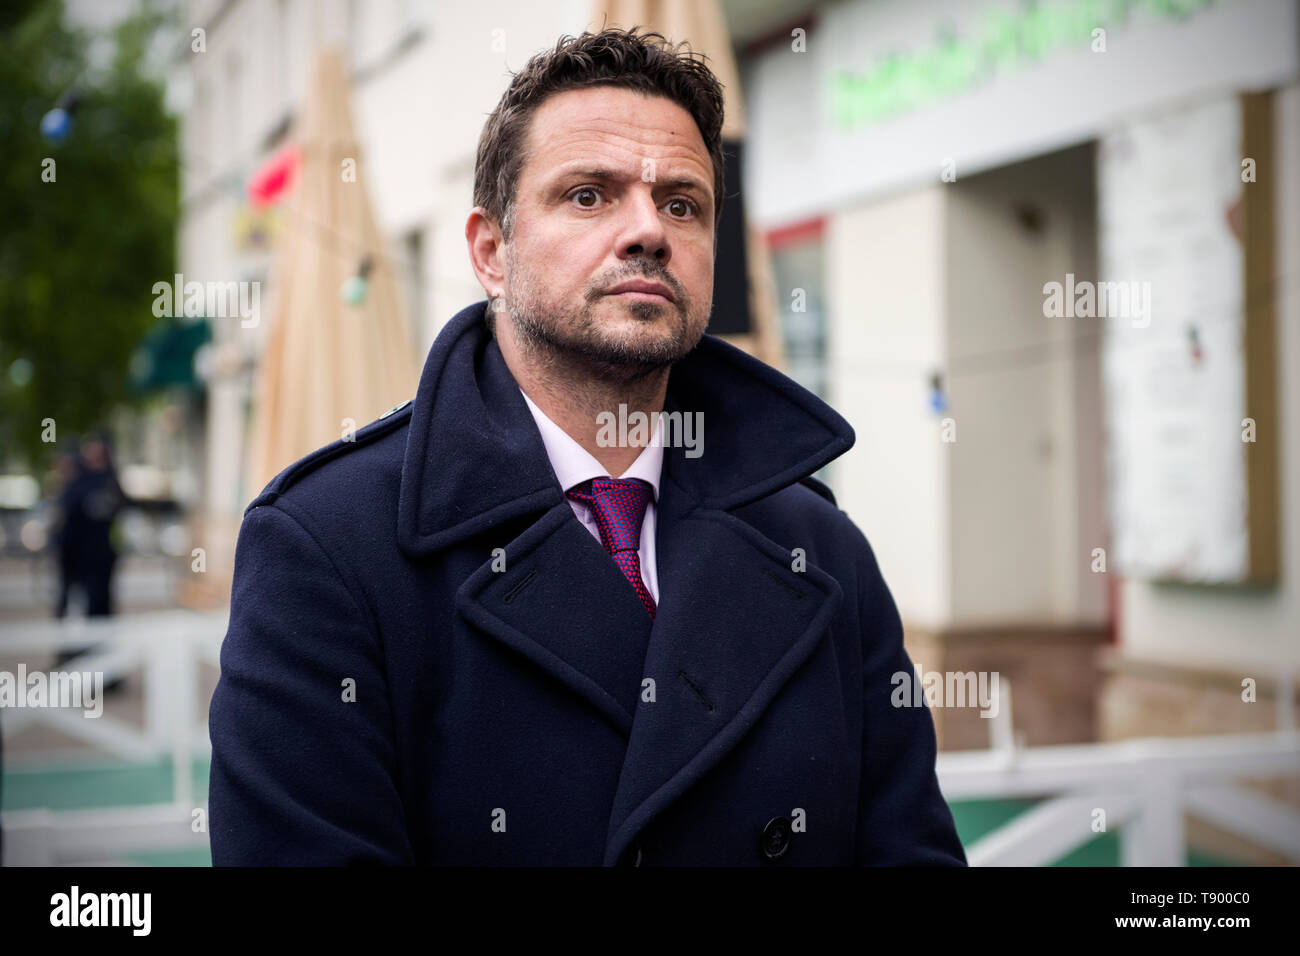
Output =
[{"x1": 208, "y1": 300, "x2": 967, "y2": 866}]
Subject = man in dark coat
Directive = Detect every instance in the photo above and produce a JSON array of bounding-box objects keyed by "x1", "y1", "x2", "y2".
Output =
[{"x1": 208, "y1": 28, "x2": 966, "y2": 867}]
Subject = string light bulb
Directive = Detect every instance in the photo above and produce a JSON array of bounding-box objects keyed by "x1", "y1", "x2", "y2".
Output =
[
  {"x1": 40, "y1": 89, "x2": 82, "y2": 144},
  {"x1": 341, "y1": 256, "x2": 374, "y2": 306}
]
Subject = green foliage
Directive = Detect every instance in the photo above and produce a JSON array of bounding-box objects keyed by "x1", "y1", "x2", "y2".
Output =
[{"x1": 0, "y1": 0, "x2": 179, "y2": 469}]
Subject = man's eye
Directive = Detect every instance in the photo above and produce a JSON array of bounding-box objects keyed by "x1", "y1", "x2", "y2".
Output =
[
  {"x1": 666, "y1": 198, "x2": 695, "y2": 218},
  {"x1": 571, "y1": 188, "x2": 600, "y2": 208}
]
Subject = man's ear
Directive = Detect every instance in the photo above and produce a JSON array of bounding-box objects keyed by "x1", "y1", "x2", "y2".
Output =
[{"x1": 465, "y1": 207, "x2": 506, "y2": 299}]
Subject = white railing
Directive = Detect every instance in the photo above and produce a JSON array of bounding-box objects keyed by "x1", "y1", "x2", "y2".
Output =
[
  {"x1": 0, "y1": 610, "x2": 225, "y2": 865},
  {"x1": 937, "y1": 676, "x2": 1300, "y2": 866},
  {"x1": 4, "y1": 615, "x2": 1298, "y2": 865}
]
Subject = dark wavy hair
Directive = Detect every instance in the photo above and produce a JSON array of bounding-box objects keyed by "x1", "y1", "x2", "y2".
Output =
[{"x1": 473, "y1": 27, "x2": 727, "y2": 244}]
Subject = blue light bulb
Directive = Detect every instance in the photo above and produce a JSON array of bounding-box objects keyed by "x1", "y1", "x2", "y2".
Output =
[{"x1": 40, "y1": 107, "x2": 72, "y2": 143}]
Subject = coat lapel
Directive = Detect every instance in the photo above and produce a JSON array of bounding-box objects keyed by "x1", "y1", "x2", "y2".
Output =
[{"x1": 455, "y1": 500, "x2": 654, "y2": 736}]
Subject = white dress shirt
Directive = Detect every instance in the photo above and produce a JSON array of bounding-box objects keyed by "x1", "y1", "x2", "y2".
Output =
[{"x1": 518, "y1": 386, "x2": 661, "y2": 603}]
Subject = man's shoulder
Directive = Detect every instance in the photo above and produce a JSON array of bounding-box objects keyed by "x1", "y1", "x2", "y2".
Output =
[
  {"x1": 737, "y1": 473, "x2": 878, "y2": 566},
  {"x1": 244, "y1": 398, "x2": 414, "y2": 517},
  {"x1": 766, "y1": 473, "x2": 843, "y2": 520},
  {"x1": 797, "y1": 474, "x2": 837, "y2": 507},
  {"x1": 735, "y1": 472, "x2": 853, "y2": 539}
]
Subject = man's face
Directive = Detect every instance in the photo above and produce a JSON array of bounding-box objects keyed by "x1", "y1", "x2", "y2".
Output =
[{"x1": 499, "y1": 85, "x2": 715, "y2": 379}]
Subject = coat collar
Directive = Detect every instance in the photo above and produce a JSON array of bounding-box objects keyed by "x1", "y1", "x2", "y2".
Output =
[{"x1": 397, "y1": 300, "x2": 854, "y2": 557}]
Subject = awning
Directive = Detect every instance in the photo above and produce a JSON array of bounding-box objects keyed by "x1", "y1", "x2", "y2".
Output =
[{"x1": 130, "y1": 317, "x2": 211, "y2": 392}]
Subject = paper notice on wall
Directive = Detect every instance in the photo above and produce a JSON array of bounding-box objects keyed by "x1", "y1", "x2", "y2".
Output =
[{"x1": 1098, "y1": 95, "x2": 1249, "y2": 584}]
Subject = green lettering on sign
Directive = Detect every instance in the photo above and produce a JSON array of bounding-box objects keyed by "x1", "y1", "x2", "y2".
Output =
[{"x1": 830, "y1": 0, "x2": 1222, "y2": 130}]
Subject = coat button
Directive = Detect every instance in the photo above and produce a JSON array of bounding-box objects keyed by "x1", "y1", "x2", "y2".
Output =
[{"x1": 759, "y1": 816, "x2": 792, "y2": 861}]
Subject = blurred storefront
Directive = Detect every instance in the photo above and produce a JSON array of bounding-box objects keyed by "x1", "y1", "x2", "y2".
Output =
[{"x1": 739, "y1": 0, "x2": 1300, "y2": 825}]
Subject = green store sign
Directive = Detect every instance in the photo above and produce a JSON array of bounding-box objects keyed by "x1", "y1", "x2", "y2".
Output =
[{"x1": 831, "y1": 0, "x2": 1225, "y2": 130}]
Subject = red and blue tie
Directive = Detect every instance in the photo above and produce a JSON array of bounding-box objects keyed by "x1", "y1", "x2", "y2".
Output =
[{"x1": 566, "y1": 477, "x2": 656, "y2": 620}]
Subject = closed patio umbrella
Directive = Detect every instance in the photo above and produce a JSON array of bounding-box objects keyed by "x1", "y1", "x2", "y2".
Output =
[{"x1": 243, "y1": 48, "x2": 418, "y2": 498}]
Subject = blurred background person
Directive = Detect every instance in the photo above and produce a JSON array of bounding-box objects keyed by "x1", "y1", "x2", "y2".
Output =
[
  {"x1": 50, "y1": 430, "x2": 127, "y2": 682},
  {"x1": 65, "y1": 430, "x2": 125, "y2": 619}
]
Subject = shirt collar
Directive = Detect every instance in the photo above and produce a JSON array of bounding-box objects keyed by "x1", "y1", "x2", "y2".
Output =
[{"x1": 518, "y1": 385, "x2": 662, "y2": 501}]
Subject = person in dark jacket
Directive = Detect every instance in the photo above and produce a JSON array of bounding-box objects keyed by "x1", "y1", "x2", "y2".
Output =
[
  {"x1": 55, "y1": 431, "x2": 124, "y2": 618},
  {"x1": 51, "y1": 432, "x2": 127, "y2": 687},
  {"x1": 208, "y1": 28, "x2": 966, "y2": 866}
]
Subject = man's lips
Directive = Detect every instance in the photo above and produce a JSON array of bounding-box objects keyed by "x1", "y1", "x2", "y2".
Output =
[{"x1": 606, "y1": 280, "x2": 674, "y2": 303}]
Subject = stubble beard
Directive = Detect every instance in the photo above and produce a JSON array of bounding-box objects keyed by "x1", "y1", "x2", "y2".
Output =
[{"x1": 501, "y1": 246, "x2": 706, "y2": 386}]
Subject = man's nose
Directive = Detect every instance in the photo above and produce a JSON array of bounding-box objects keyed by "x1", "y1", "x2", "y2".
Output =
[{"x1": 616, "y1": 188, "x2": 670, "y2": 264}]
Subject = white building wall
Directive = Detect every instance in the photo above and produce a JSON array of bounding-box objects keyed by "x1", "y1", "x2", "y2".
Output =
[
  {"x1": 943, "y1": 147, "x2": 1106, "y2": 628},
  {"x1": 1119, "y1": 84, "x2": 1300, "y2": 676},
  {"x1": 752, "y1": 0, "x2": 1295, "y2": 680},
  {"x1": 828, "y1": 186, "x2": 951, "y2": 629},
  {"x1": 827, "y1": 147, "x2": 1107, "y2": 633}
]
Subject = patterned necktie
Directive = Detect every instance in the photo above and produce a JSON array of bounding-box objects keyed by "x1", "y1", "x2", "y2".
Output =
[{"x1": 566, "y1": 477, "x2": 657, "y2": 620}]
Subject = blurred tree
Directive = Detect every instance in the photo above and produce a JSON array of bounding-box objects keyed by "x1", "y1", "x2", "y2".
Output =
[{"x1": 0, "y1": 0, "x2": 178, "y2": 469}]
